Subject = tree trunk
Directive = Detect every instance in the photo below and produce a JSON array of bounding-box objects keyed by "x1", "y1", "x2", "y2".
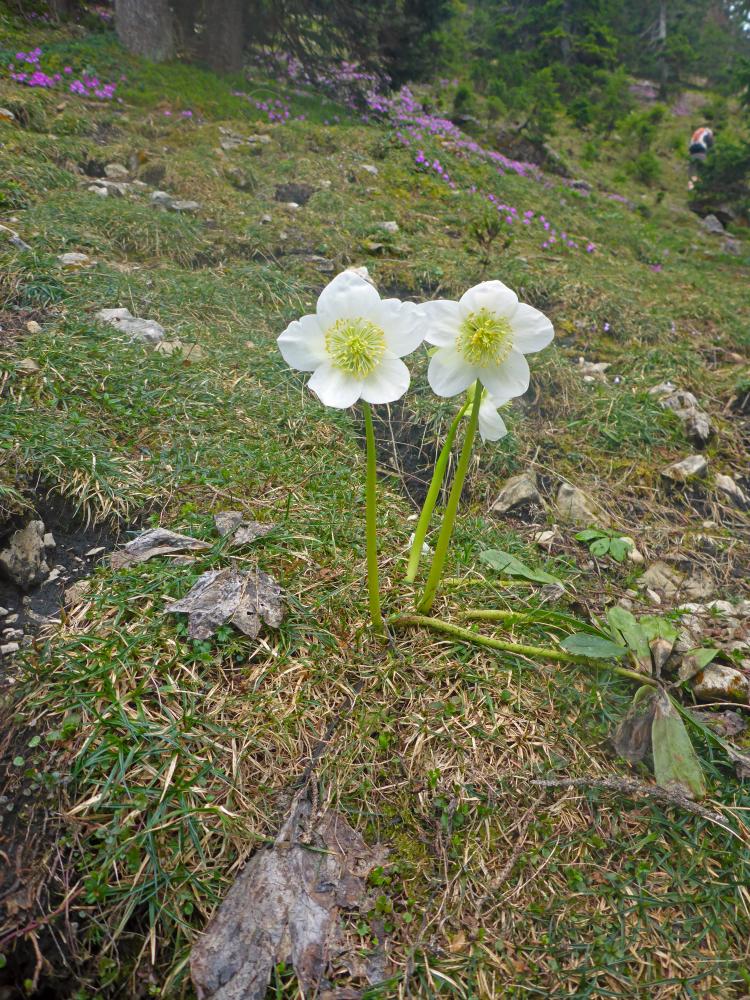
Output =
[
  {"x1": 47, "y1": 0, "x2": 76, "y2": 19},
  {"x1": 657, "y1": 0, "x2": 668, "y2": 98},
  {"x1": 195, "y1": 0, "x2": 246, "y2": 74},
  {"x1": 115, "y1": 0, "x2": 175, "y2": 62}
]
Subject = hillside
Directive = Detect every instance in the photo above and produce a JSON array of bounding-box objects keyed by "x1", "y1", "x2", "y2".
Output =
[{"x1": 0, "y1": 8, "x2": 749, "y2": 999}]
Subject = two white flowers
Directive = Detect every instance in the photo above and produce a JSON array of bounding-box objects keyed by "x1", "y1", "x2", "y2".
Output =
[{"x1": 277, "y1": 270, "x2": 554, "y2": 440}]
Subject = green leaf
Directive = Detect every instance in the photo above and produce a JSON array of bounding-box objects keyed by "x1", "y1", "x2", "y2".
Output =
[
  {"x1": 575, "y1": 528, "x2": 605, "y2": 542},
  {"x1": 27, "y1": 734, "x2": 41, "y2": 748},
  {"x1": 607, "y1": 606, "x2": 652, "y2": 672},
  {"x1": 608, "y1": 538, "x2": 631, "y2": 562},
  {"x1": 651, "y1": 692, "x2": 706, "y2": 800},
  {"x1": 590, "y1": 537, "x2": 611, "y2": 557},
  {"x1": 480, "y1": 549, "x2": 561, "y2": 585},
  {"x1": 640, "y1": 616, "x2": 678, "y2": 644},
  {"x1": 677, "y1": 647, "x2": 720, "y2": 683},
  {"x1": 560, "y1": 633, "x2": 628, "y2": 659}
]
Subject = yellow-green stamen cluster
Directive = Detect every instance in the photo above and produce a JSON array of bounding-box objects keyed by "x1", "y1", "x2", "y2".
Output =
[
  {"x1": 325, "y1": 317, "x2": 386, "y2": 378},
  {"x1": 457, "y1": 308, "x2": 513, "y2": 367}
]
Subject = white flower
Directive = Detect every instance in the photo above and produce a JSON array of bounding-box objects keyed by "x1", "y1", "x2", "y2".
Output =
[
  {"x1": 420, "y1": 280, "x2": 554, "y2": 400},
  {"x1": 277, "y1": 270, "x2": 424, "y2": 408},
  {"x1": 478, "y1": 392, "x2": 508, "y2": 442}
]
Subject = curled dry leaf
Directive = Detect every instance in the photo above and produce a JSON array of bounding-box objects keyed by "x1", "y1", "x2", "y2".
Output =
[
  {"x1": 613, "y1": 685, "x2": 658, "y2": 763},
  {"x1": 214, "y1": 511, "x2": 275, "y2": 547},
  {"x1": 165, "y1": 566, "x2": 283, "y2": 640},
  {"x1": 111, "y1": 528, "x2": 210, "y2": 569},
  {"x1": 190, "y1": 788, "x2": 388, "y2": 1000}
]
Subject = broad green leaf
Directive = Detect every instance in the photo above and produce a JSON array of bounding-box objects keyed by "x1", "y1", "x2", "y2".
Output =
[
  {"x1": 480, "y1": 549, "x2": 561, "y2": 585},
  {"x1": 613, "y1": 685, "x2": 658, "y2": 763},
  {"x1": 607, "y1": 606, "x2": 652, "y2": 673},
  {"x1": 560, "y1": 633, "x2": 627, "y2": 659},
  {"x1": 608, "y1": 538, "x2": 632, "y2": 562},
  {"x1": 575, "y1": 528, "x2": 605, "y2": 542},
  {"x1": 640, "y1": 616, "x2": 679, "y2": 644},
  {"x1": 678, "y1": 647, "x2": 720, "y2": 683},
  {"x1": 651, "y1": 692, "x2": 706, "y2": 800},
  {"x1": 590, "y1": 537, "x2": 610, "y2": 557}
]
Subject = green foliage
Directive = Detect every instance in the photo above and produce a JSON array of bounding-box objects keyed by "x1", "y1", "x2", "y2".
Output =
[
  {"x1": 621, "y1": 105, "x2": 667, "y2": 152},
  {"x1": 575, "y1": 527, "x2": 633, "y2": 562},
  {"x1": 626, "y1": 150, "x2": 662, "y2": 185},
  {"x1": 694, "y1": 135, "x2": 750, "y2": 217}
]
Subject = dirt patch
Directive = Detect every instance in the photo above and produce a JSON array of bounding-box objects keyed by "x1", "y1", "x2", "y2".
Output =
[
  {"x1": 0, "y1": 309, "x2": 47, "y2": 350},
  {"x1": 0, "y1": 488, "x2": 119, "y2": 682},
  {"x1": 274, "y1": 182, "x2": 316, "y2": 205}
]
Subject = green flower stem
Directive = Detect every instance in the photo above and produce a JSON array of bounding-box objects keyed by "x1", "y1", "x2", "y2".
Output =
[
  {"x1": 405, "y1": 401, "x2": 470, "y2": 584},
  {"x1": 442, "y1": 577, "x2": 535, "y2": 589},
  {"x1": 362, "y1": 401, "x2": 385, "y2": 636},
  {"x1": 389, "y1": 614, "x2": 657, "y2": 687},
  {"x1": 464, "y1": 609, "x2": 537, "y2": 624},
  {"x1": 417, "y1": 386, "x2": 483, "y2": 613}
]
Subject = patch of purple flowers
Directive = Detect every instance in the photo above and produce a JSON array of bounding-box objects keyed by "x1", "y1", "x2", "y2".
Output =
[{"x1": 7, "y1": 48, "x2": 118, "y2": 100}]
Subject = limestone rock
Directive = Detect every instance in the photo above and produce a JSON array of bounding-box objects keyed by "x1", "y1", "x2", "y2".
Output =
[
  {"x1": 96, "y1": 307, "x2": 166, "y2": 345},
  {"x1": 716, "y1": 473, "x2": 747, "y2": 508},
  {"x1": 555, "y1": 482, "x2": 604, "y2": 527},
  {"x1": 104, "y1": 163, "x2": 129, "y2": 179},
  {"x1": 577, "y1": 357, "x2": 610, "y2": 382},
  {"x1": 691, "y1": 664, "x2": 750, "y2": 704},
  {"x1": 658, "y1": 388, "x2": 713, "y2": 446},
  {"x1": 640, "y1": 561, "x2": 714, "y2": 601},
  {"x1": 26, "y1": 320, "x2": 42, "y2": 334},
  {"x1": 88, "y1": 184, "x2": 108, "y2": 197},
  {"x1": 378, "y1": 220, "x2": 399, "y2": 234},
  {"x1": 661, "y1": 454, "x2": 708, "y2": 482},
  {"x1": 701, "y1": 214, "x2": 725, "y2": 234},
  {"x1": 723, "y1": 237, "x2": 742, "y2": 256},
  {"x1": 361, "y1": 164, "x2": 379, "y2": 176},
  {"x1": 170, "y1": 199, "x2": 200, "y2": 213},
  {"x1": 492, "y1": 472, "x2": 543, "y2": 515},
  {"x1": 0, "y1": 521, "x2": 50, "y2": 590},
  {"x1": 58, "y1": 251, "x2": 91, "y2": 269}
]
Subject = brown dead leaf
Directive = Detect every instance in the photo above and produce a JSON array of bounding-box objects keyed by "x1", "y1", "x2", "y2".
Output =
[
  {"x1": 190, "y1": 788, "x2": 388, "y2": 1000},
  {"x1": 214, "y1": 511, "x2": 274, "y2": 547},
  {"x1": 165, "y1": 566, "x2": 283, "y2": 640},
  {"x1": 111, "y1": 528, "x2": 210, "y2": 569},
  {"x1": 612, "y1": 686, "x2": 658, "y2": 763}
]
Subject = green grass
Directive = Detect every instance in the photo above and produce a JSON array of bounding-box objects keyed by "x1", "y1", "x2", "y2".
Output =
[{"x1": 1, "y1": 7, "x2": 749, "y2": 999}]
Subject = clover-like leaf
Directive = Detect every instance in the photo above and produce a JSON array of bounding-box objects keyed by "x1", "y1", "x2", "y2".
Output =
[{"x1": 480, "y1": 549, "x2": 561, "y2": 586}]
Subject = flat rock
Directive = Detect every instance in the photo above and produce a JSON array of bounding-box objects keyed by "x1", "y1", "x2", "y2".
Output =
[
  {"x1": 701, "y1": 214, "x2": 725, "y2": 234},
  {"x1": 104, "y1": 162, "x2": 129, "y2": 179},
  {"x1": 88, "y1": 184, "x2": 108, "y2": 197},
  {"x1": 170, "y1": 199, "x2": 200, "y2": 213},
  {"x1": 378, "y1": 220, "x2": 399, "y2": 234},
  {"x1": 661, "y1": 454, "x2": 708, "y2": 482},
  {"x1": 154, "y1": 338, "x2": 204, "y2": 360},
  {"x1": 639, "y1": 561, "x2": 714, "y2": 601},
  {"x1": 691, "y1": 664, "x2": 750, "y2": 704},
  {"x1": 361, "y1": 164, "x2": 379, "y2": 175},
  {"x1": 555, "y1": 482, "x2": 604, "y2": 527},
  {"x1": 492, "y1": 472, "x2": 543, "y2": 515},
  {"x1": 0, "y1": 521, "x2": 50, "y2": 590},
  {"x1": 58, "y1": 251, "x2": 91, "y2": 269},
  {"x1": 151, "y1": 190, "x2": 173, "y2": 207},
  {"x1": 96, "y1": 307, "x2": 166, "y2": 345}
]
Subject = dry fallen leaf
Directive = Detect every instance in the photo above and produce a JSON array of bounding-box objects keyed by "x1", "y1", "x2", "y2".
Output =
[
  {"x1": 111, "y1": 527, "x2": 210, "y2": 569},
  {"x1": 214, "y1": 511, "x2": 275, "y2": 547},
  {"x1": 190, "y1": 788, "x2": 388, "y2": 1000},
  {"x1": 165, "y1": 566, "x2": 283, "y2": 640}
]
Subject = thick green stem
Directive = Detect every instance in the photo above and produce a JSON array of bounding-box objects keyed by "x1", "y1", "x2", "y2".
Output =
[
  {"x1": 417, "y1": 386, "x2": 482, "y2": 613},
  {"x1": 390, "y1": 614, "x2": 657, "y2": 687},
  {"x1": 362, "y1": 402, "x2": 385, "y2": 636},
  {"x1": 405, "y1": 402, "x2": 469, "y2": 584}
]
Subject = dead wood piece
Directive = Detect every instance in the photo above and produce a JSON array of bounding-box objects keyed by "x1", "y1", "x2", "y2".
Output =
[
  {"x1": 214, "y1": 511, "x2": 274, "y2": 547},
  {"x1": 165, "y1": 566, "x2": 283, "y2": 641}
]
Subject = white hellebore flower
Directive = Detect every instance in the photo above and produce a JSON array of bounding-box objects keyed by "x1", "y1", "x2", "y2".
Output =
[
  {"x1": 478, "y1": 391, "x2": 509, "y2": 442},
  {"x1": 277, "y1": 270, "x2": 424, "y2": 409},
  {"x1": 421, "y1": 280, "x2": 554, "y2": 400}
]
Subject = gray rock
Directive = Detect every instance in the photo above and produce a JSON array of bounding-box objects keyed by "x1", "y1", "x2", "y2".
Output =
[
  {"x1": 691, "y1": 664, "x2": 750, "y2": 704},
  {"x1": 492, "y1": 472, "x2": 543, "y2": 515},
  {"x1": 63, "y1": 579, "x2": 90, "y2": 607},
  {"x1": 378, "y1": 220, "x2": 399, "y2": 234},
  {"x1": 0, "y1": 521, "x2": 50, "y2": 590},
  {"x1": 723, "y1": 237, "x2": 742, "y2": 256},
  {"x1": 88, "y1": 184, "x2": 108, "y2": 197},
  {"x1": 151, "y1": 190, "x2": 173, "y2": 207},
  {"x1": 716, "y1": 473, "x2": 747, "y2": 507},
  {"x1": 169, "y1": 199, "x2": 200, "y2": 213},
  {"x1": 659, "y1": 389, "x2": 713, "y2": 446},
  {"x1": 104, "y1": 163, "x2": 129, "y2": 179},
  {"x1": 247, "y1": 134, "x2": 271, "y2": 144},
  {"x1": 43, "y1": 532, "x2": 55, "y2": 548},
  {"x1": 361, "y1": 164, "x2": 379, "y2": 176},
  {"x1": 701, "y1": 214, "x2": 725, "y2": 235},
  {"x1": 661, "y1": 454, "x2": 708, "y2": 482},
  {"x1": 640, "y1": 560, "x2": 714, "y2": 601},
  {"x1": 58, "y1": 251, "x2": 91, "y2": 269},
  {"x1": 96, "y1": 307, "x2": 166, "y2": 345},
  {"x1": 555, "y1": 482, "x2": 604, "y2": 527},
  {"x1": 0, "y1": 642, "x2": 20, "y2": 656}
]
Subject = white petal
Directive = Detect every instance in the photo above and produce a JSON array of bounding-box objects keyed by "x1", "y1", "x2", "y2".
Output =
[
  {"x1": 307, "y1": 362, "x2": 362, "y2": 408},
  {"x1": 478, "y1": 348, "x2": 530, "y2": 400},
  {"x1": 511, "y1": 302, "x2": 554, "y2": 354},
  {"x1": 316, "y1": 270, "x2": 382, "y2": 329},
  {"x1": 459, "y1": 280, "x2": 518, "y2": 320},
  {"x1": 277, "y1": 314, "x2": 326, "y2": 371},
  {"x1": 478, "y1": 399, "x2": 508, "y2": 442},
  {"x1": 360, "y1": 356, "x2": 410, "y2": 404},
  {"x1": 428, "y1": 346, "x2": 478, "y2": 397},
  {"x1": 420, "y1": 300, "x2": 462, "y2": 347},
  {"x1": 378, "y1": 299, "x2": 425, "y2": 357}
]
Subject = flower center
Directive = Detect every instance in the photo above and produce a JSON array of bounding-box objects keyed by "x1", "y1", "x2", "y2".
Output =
[
  {"x1": 325, "y1": 317, "x2": 386, "y2": 378},
  {"x1": 457, "y1": 308, "x2": 514, "y2": 368}
]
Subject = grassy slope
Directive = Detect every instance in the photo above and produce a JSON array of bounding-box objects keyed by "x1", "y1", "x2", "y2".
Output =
[{"x1": 1, "y1": 11, "x2": 749, "y2": 999}]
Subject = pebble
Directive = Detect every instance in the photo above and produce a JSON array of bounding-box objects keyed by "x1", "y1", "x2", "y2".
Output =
[
  {"x1": 96, "y1": 307, "x2": 166, "y2": 346},
  {"x1": 492, "y1": 471, "x2": 543, "y2": 515},
  {"x1": 0, "y1": 607, "x2": 8, "y2": 617},
  {"x1": 716, "y1": 473, "x2": 747, "y2": 507},
  {"x1": 260, "y1": 214, "x2": 272, "y2": 223},
  {"x1": 58, "y1": 251, "x2": 91, "y2": 269},
  {"x1": 0, "y1": 643, "x2": 20, "y2": 656},
  {"x1": 555, "y1": 482, "x2": 604, "y2": 527},
  {"x1": 378, "y1": 220, "x2": 399, "y2": 234},
  {"x1": 661, "y1": 454, "x2": 708, "y2": 482},
  {"x1": 4, "y1": 614, "x2": 18, "y2": 624},
  {"x1": 26, "y1": 320, "x2": 42, "y2": 334},
  {"x1": 361, "y1": 164, "x2": 379, "y2": 175}
]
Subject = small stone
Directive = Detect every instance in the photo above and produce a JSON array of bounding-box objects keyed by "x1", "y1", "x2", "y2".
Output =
[
  {"x1": 683, "y1": 409, "x2": 712, "y2": 446},
  {"x1": 224, "y1": 165, "x2": 253, "y2": 191},
  {"x1": 16, "y1": 358, "x2": 40, "y2": 374},
  {"x1": 3, "y1": 628, "x2": 23, "y2": 640},
  {"x1": 703, "y1": 599, "x2": 736, "y2": 616},
  {"x1": 640, "y1": 561, "x2": 683, "y2": 597},
  {"x1": 169, "y1": 200, "x2": 200, "y2": 213},
  {"x1": 691, "y1": 664, "x2": 749, "y2": 704},
  {"x1": 43, "y1": 532, "x2": 55, "y2": 548},
  {"x1": 151, "y1": 190, "x2": 173, "y2": 207},
  {"x1": 361, "y1": 164, "x2": 379, "y2": 176},
  {"x1": 618, "y1": 597, "x2": 634, "y2": 610},
  {"x1": 533, "y1": 529, "x2": 558, "y2": 549},
  {"x1": 577, "y1": 357, "x2": 610, "y2": 381},
  {"x1": 63, "y1": 579, "x2": 89, "y2": 606},
  {"x1": 260, "y1": 214, "x2": 272, "y2": 224},
  {"x1": 284, "y1": 201, "x2": 300, "y2": 211},
  {"x1": 247, "y1": 134, "x2": 271, "y2": 144},
  {"x1": 378, "y1": 220, "x2": 399, "y2": 234},
  {"x1": 154, "y1": 339, "x2": 204, "y2": 360},
  {"x1": 649, "y1": 381, "x2": 677, "y2": 396},
  {"x1": 492, "y1": 472, "x2": 543, "y2": 515},
  {"x1": 716, "y1": 473, "x2": 747, "y2": 507},
  {"x1": 104, "y1": 163, "x2": 129, "y2": 179},
  {"x1": 0, "y1": 643, "x2": 20, "y2": 656},
  {"x1": 45, "y1": 567, "x2": 62, "y2": 585},
  {"x1": 87, "y1": 184, "x2": 108, "y2": 197},
  {"x1": 701, "y1": 214, "x2": 725, "y2": 235},
  {"x1": 96, "y1": 307, "x2": 166, "y2": 346},
  {"x1": 5, "y1": 614, "x2": 18, "y2": 624},
  {"x1": 555, "y1": 482, "x2": 604, "y2": 527},
  {"x1": 84, "y1": 546, "x2": 106, "y2": 558},
  {"x1": 0, "y1": 607, "x2": 8, "y2": 616},
  {"x1": 58, "y1": 251, "x2": 91, "y2": 269},
  {"x1": 661, "y1": 454, "x2": 708, "y2": 482},
  {"x1": 25, "y1": 320, "x2": 42, "y2": 334},
  {"x1": 0, "y1": 521, "x2": 50, "y2": 589},
  {"x1": 646, "y1": 588, "x2": 662, "y2": 605},
  {"x1": 0, "y1": 107, "x2": 16, "y2": 122}
]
